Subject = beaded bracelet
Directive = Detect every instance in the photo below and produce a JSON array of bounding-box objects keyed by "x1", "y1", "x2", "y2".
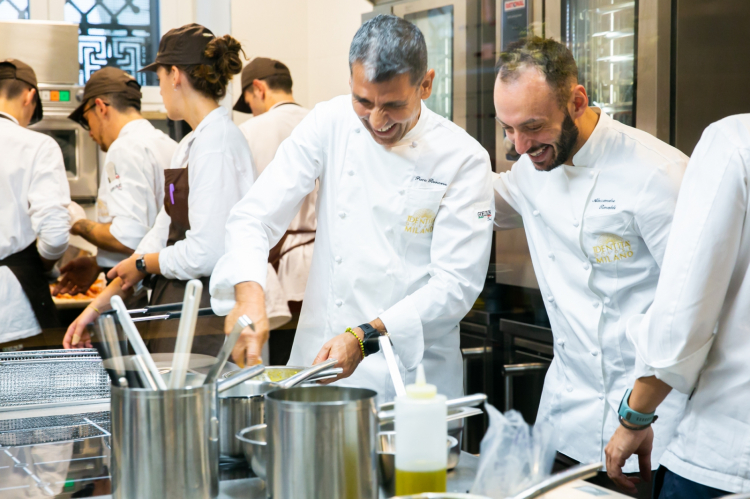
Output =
[{"x1": 346, "y1": 327, "x2": 365, "y2": 359}]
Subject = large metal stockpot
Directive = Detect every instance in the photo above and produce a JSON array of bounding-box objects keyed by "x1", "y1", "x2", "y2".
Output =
[{"x1": 265, "y1": 386, "x2": 379, "y2": 499}]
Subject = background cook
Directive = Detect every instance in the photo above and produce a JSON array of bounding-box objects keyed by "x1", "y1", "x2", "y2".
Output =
[
  {"x1": 54, "y1": 67, "x2": 177, "y2": 302},
  {"x1": 0, "y1": 59, "x2": 70, "y2": 348},
  {"x1": 234, "y1": 56, "x2": 315, "y2": 364},
  {"x1": 63, "y1": 24, "x2": 256, "y2": 356},
  {"x1": 606, "y1": 114, "x2": 750, "y2": 498},
  {"x1": 492, "y1": 37, "x2": 688, "y2": 496},
  {"x1": 211, "y1": 15, "x2": 494, "y2": 400}
]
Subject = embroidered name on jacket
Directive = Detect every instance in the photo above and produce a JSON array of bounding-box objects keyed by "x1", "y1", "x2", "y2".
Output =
[
  {"x1": 405, "y1": 209, "x2": 436, "y2": 234},
  {"x1": 592, "y1": 234, "x2": 633, "y2": 263}
]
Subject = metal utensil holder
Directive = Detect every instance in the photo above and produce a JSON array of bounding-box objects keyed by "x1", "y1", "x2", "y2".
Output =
[{"x1": 0, "y1": 349, "x2": 110, "y2": 411}]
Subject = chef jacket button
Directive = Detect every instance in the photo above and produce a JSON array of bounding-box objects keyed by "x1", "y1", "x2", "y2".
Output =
[
  {"x1": 590, "y1": 170, "x2": 596, "y2": 177},
  {"x1": 590, "y1": 350, "x2": 598, "y2": 357},
  {"x1": 411, "y1": 141, "x2": 418, "y2": 148},
  {"x1": 532, "y1": 210, "x2": 540, "y2": 216},
  {"x1": 592, "y1": 300, "x2": 599, "y2": 308},
  {"x1": 573, "y1": 220, "x2": 579, "y2": 227},
  {"x1": 335, "y1": 299, "x2": 343, "y2": 307},
  {"x1": 385, "y1": 270, "x2": 392, "y2": 276},
  {"x1": 338, "y1": 211, "x2": 346, "y2": 219},
  {"x1": 355, "y1": 128, "x2": 361, "y2": 133},
  {"x1": 603, "y1": 297, "x2": 611, "y2": 304},
  {"x1": 547, "y1": 295, "x2": 554, "y2": 303},
  {"x1": 335, "y1": 255, "x2": 342, "y2": 263},
  {"x1": 566, "y1": 385, "x2": 573, "y2": 392},
  {"x1": 348, "y1": 170, "x2": 354, "y2": 176},
  {"x1": 598, "y1": 393, "x2": 604, "y2": 400},
  {"x1": 556, "y1": 338, "x2": 565, "y2": 346},
  {"x1": 548, "y1": 252, "x2": 554, "y2": 260},
  {"x1": 399, "y1": 189, "x2": 405, "y2": 195},
  {"x1": 583, "y1": 263, "x2": 590, "y2": 270}
]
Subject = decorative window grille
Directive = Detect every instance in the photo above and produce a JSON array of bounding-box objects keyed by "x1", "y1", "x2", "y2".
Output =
[
  {"x1": 0, "y1": 0, "x2": 29, "y2": 20},
  {"x1": 64, "y1": 0, "x2": 159, "y2": 86}
]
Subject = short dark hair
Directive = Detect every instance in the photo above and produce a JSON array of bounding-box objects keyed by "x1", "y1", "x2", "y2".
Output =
[
  {"x1": 496, "y1": 36, "x2": 578, "y2": 107},
  {"x1": 349, "y1": 14, "x2": 427, "y2": 86},
  {"x1": 94, "y1": 92, "x2": 141, "y2": 113},
  {"x1": 262, "y1": 73, "x2": 293, "y2": 93},
  {"x1": 0, "y1": 78, "x2": 32, "y2": 101}
]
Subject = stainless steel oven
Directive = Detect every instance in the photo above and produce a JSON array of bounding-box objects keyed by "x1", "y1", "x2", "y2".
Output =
[{"x1": 30, "y1": 84, "x2": 99, "y2": 202}]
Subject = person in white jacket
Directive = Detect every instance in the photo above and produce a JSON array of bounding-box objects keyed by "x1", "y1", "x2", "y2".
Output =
[
  {"x1": 211, "y1": 14, "x2": 494, "y2": 399},
  {"x1": 605, "y1": 114, "x2": 750, "y2": 498},
  {"x1": 492, "y1": 37, "x2": 688, "y2": 496},
  {"x1": 0, "y1": 58, "x2": 70, "y2": 348}
]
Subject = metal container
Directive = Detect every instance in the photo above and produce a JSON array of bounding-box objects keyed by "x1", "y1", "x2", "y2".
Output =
[
  {"x1": 265, "y1": 386, "x2": 378, "y2": 499},
  {"x1": 236, "y1": 424, "x2": 267, "y2": 479},
  {"x1": 110, "y1": 383, "x2": 219, "y2": 499}
]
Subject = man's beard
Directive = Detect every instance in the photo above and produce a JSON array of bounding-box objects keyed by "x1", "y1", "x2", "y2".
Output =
[{"x1": 547, "y1": 112, "x2": 579, "y2": 171}]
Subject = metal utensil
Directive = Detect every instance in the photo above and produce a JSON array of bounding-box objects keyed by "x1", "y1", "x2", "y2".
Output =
[
  {"x1": 203, "y1": 314, "x2": 253, "y2": 385},
  {"x1": 130, "y1": 307, "x2": 214, "y2": 322},
  {"x1": 98, "y1": 311, "x2": 130, "y2": 387},
  {"x1": 222, "y1": 365, "x2": 343, "y2": 383},
  {"x1": 278, "y1": 358, "x2": 338, "y2": 388},
  {"x1": 169, "y1": 279, "x2": 203, "y2": 389},
  {"x1": 509, "y1": 462, "x2": 602, "y2": 499},
  {"x1": 235, "y1": 424, "x2": 267, "y2": 479},
  {"x1": 132, "y1": 354, "x2": 159, "y2": 390},
  {"x1": 215, "y1": 364, "x2": 266, "y2": 393},
  {"x1": 378, "y1": 393, "x2": 486, "y2": 423},
  {"x1": 380, "y1": 335, "x2": 406, "y2": 397},
  {"x1": 111, "y1": 295, "x2": 166, "y2": 390}
]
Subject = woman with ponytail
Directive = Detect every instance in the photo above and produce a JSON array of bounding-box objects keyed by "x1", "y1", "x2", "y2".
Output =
[{"x1": 63, "y1": 24, "x2": 287, "y2": 356}]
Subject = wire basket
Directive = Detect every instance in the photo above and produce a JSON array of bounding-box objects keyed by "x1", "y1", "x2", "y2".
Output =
[
  {"x1": 0, "y1": 411, "x2": 110, "y2": 446},
  {"x1": 0, "y1": 349, "x2": 110, "y2": 410}
]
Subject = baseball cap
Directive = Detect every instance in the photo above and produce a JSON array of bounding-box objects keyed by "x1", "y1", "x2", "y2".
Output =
[
  {"x1": 0, "y1": 58, "x2": 42, "y2": 125},
  {"x1": 140, "y1": 23, "x2": 216, "y2": 73},
  {"x1": 233, "y1": 57, "x2": 292, "y2": 113},
  {"x1": 68, "y1": 67, "x2": 142, "y2": 128}
]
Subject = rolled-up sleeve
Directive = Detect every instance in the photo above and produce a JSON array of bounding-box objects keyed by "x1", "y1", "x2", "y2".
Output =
[
  {"x1": 104, "y1": 145, "x2": 159, "y2": 250},
  {"x1": 380, "y1": 151, "x2": 494, "y2": 370},
  {"x1": 627, "y1": 124, "x2": 747, "y2": 393},
  {"x1": 210, "y1": 110, "x2": 323, "y2": 315},
  {"x1": 28, "y1": 139, "x2": 71, "y2": 260}
]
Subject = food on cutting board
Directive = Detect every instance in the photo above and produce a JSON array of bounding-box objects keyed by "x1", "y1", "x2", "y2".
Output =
[{"x1": 50, "y1": 273, "x2": 106, "y2": 300}]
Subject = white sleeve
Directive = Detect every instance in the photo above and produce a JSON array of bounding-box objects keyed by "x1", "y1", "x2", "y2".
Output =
[
  {"x1": 627, "y1": 123, "x2": 747, "y2": 393},
  {"x1": 103, "y1": 145, "x2": 158, "y2": 250},
  {"x1": 379, "y1": 150, "x2": 495, "y2": 370},
  {"x1": 158, "y1": 150, "x2": 251, "y2": 280},
  {"x1": 493, "y1": 168, "x2": 524, "y2": 230},
  {"x1": 135, "y1": 205, "x2": 170, "y2": 255},
  {"x1": 29, "y1": 138, "x2": 71, "y2": 260},
  {"x1": 210, "y1": 109, "x2": 324, "y2": 315}
]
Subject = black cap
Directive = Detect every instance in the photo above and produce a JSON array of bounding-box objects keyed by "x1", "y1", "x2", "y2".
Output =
[
  {"x1": 140, "y1": 23, "x2": 216, "y2": 73},
  {"x1": 233, "y1": 57, "x2": 292, "y2": 114},
  {"x1": 68, "y1": 67, "x2": 142, "y2": 127},
  {"x1": 0, "y1": 58, "x2": 42, "y2": 125}
]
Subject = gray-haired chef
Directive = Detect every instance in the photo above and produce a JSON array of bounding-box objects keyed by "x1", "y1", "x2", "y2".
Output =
[
  {"x1": 211, "y1": 15, "x2": 494, "y2": 400},
  {"x1": 0, "y1": 59, "x2": 70, "y2": 347}
]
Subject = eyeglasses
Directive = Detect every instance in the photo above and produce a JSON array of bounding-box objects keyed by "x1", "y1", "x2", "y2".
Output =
[{"x1": 80, "y1": 101, "x2": 110, "y2": 131}]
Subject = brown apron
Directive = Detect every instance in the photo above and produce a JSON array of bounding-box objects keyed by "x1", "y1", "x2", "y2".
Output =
[
  {"x1": 0, "y1": 242, "x2": 60, "y2": 330},
  {"x1": 268, "y1": 229, "x2": 316, "y2": 272},
  {"x1": 143, "y1": 166, "x2": 225, "y2": 356}
]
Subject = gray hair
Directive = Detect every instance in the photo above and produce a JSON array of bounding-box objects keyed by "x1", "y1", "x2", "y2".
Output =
[{"x1": 349, "y1": 14, "x2": 427, "y2": 86}]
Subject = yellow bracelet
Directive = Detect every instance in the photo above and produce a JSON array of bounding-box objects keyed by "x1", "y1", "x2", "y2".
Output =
[
  {"x1": 346, "y1": 327, "x2": 365, "y2": 359},
  {"x1": 90, "y1": 305, "x2": 101, "y2": 314}
]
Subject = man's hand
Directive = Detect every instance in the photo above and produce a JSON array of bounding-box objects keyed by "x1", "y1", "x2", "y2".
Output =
[
  {"x1": 107, "y1": 255, "x2": 146, "y2": 291},
  {"x1": 54, "y1": 256, "x2": 100, "y2": 295},
  {"x1": 63, "y1": 305, "x2": 99, "y2": 348},
  {"x1": 605, "y1": 425, "x2": 654, "y2": 494},
  {"x1": 226, "y1": 282, "x2": 269, "y2": 368},
  {"x1": 313, "y1": 327, "x2": 364, "y2": 384}
]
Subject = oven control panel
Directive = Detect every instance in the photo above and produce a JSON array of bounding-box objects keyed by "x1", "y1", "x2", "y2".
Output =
[{"x1": 37, "y1": 84, "x2": 84, "y2": 107}]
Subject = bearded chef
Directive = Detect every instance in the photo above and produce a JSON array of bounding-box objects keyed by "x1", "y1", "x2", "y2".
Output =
[
  {"x1": 0, "y1": 59, "x2": 70, "y2": 348},
  {"x1": 211, "y1": 14, "x2": 494, "y2": 399},
  {"x1": 492, "y1": 37, "x2": 689, "y2": 497}
]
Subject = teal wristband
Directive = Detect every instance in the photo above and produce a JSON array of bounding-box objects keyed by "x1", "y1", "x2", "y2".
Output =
[{"x1": 618, "y1": 388, "x2": 658, "y2": 428}]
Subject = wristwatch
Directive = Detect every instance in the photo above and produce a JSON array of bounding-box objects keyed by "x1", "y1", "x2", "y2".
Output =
[
  {"x1": 359, "y1": 323, "x2": 382, "y2": 357},
  {"x1": 618, "y1": 388, "x2": 658, "y2": 429},
  {"x1": 135, "y1": 254, "x2": 148, "y2": 273}
]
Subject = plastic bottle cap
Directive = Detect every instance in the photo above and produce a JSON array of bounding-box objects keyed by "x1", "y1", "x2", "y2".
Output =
[{"x1": 405, "y1": 364, "x2": 437, "y2": 399}]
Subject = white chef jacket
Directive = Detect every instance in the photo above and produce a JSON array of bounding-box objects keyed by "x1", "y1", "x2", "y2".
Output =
[
  {"x1": 0, "y1": 112, "x2": 70, "y2": 342},
  {"x1": 96, "y1": 119, "x2": 177, "y2": 267},
  {"x1": 494, "y1": 109, "x2": 689, "y2": 472},
  {"x1": 627, "y1": 115, "x2": 750, "y2": 493},
  {"x1": 211, "y1": 95, "x2": 494, "y2": 400},
  {"x1": 239, "y1": 101, "x2": 316, "y2": 301}
]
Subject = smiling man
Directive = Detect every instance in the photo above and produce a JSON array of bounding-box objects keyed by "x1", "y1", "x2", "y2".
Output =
[
  {"x1": 210, "y1": 14, "x2": 493, "y2": 399},
  {"x1": 492, "y1": 37, "x2": 690, "y2": 497}
]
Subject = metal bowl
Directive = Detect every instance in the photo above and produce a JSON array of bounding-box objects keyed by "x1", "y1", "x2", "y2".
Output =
[
  {"x1": 377, "y1": 431, "x2": 459, "y2": 498},
  {"x1": 223, "y1": 365, "x2": 340, "y2": 383},
  {"x1": 235, "y1": 424, "x2": 267, "y2": 479}
]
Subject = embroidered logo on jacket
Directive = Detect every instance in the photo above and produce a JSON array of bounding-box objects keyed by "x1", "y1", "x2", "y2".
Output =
[
  {"x1": 477, "y1": 210, "x2": 492, "y2": 221},
  {"x1": 405, "y1": 209, "x2": 436, "y2": 234},
  {"x1": 592, "y1": 234, "x2": 633, "y2": 263},
  {"x1": 105, "y1": 162, "x2": 122, "y2": 191}
]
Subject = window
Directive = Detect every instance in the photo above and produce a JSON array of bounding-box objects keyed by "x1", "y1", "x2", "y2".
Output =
[
  {"x1": 0, "y1": 0, "x2": 29, "y2": 20},
  {"x1": 64, "y1": 0, "x2": 159, "y2": 86}
]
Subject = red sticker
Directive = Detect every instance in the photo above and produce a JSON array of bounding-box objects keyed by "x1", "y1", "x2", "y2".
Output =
[{"x1": 505, "y1": 0, "x2": 526, "y2": 11}]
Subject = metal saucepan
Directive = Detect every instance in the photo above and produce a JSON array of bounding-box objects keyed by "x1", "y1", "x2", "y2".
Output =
[
  {"x1": 236, "y1": 424, "x2": 267, "y2": 479},
  {"x1": 219, "y1": 359, "x2": 338, "y2": 458},
  {"x1": 377, "y1": 431, "x2": 459, "y2": 498}
]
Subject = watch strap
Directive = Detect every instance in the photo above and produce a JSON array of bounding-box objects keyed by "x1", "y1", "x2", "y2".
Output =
[
  {"x1": 135, "y1": 254, "x2": 147, "y2": 273},
  {"x1": 618, "y1": 388, "x2": 657, "y2": 427},
  {"x1": 359, "y1": 323, "x2": 381, "y2": 357}
]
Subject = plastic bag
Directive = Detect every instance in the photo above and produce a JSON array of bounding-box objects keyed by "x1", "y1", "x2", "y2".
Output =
[{"x1": 470, "y1": 404, "x2": 557, "y2": 498}]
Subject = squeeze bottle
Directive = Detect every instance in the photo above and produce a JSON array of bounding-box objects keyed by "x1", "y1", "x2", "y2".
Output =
[{"x1": 394, "y1": 363, "x2": 447, "y2": 495}]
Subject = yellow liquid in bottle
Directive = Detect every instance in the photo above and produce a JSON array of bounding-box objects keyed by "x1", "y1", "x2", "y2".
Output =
[{"x1": 395, "y1": 468, "x2": 447, "y2": 495}]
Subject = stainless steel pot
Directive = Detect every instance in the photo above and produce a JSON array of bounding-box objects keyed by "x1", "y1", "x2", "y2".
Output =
[
  {"x1": 110, "y1": 365, "x2": 263, "y2": 499},
  {"x1": 219, "y1": 359, "x2": 338, "y2": 458},
  {"x1": 236, "y1": 424, "x2": 267, "y2": 479},
  {"x1": 265, "y1": 385, "x2": 379, "y2": 499}
]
